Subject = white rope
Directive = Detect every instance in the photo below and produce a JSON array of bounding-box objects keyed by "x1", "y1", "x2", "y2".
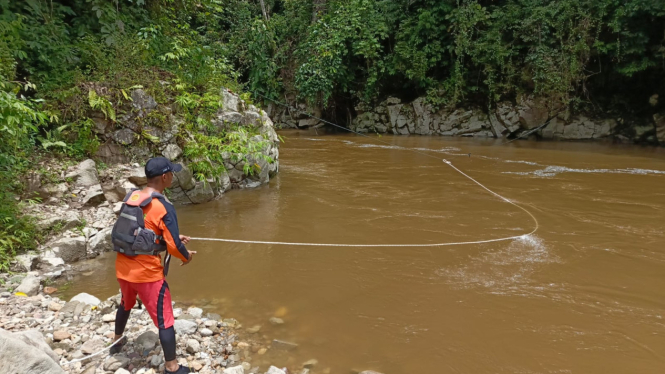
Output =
[
  {"x1": 191, "y1": 158, "x2": 539, "y2": 247},
  {"x1": 60, "y1": 334, "x2": 129, "y2": 366}
]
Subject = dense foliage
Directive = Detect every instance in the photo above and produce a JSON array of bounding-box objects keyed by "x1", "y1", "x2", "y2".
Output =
[{"x1": 1, "y1": 0, "x2": 664, "y2": 266}]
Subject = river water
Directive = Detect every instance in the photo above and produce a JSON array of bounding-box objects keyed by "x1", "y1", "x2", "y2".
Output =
[{"x1": 65, "y1": 132, "x2": 665, "y2": 373}]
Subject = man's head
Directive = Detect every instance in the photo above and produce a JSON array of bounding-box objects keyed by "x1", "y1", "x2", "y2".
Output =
[{"x1": 145, "y1": 157, "x2": 183, "y2": 190}]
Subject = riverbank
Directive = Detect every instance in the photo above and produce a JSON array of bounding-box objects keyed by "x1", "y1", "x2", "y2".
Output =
[{"x1": 0, "y1": 283, "x2": 318, "y2": 374}]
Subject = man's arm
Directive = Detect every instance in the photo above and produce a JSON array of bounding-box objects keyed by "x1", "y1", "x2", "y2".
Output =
[{"x1": 159, "y1": 198, "x2": 190, "y2": 262}]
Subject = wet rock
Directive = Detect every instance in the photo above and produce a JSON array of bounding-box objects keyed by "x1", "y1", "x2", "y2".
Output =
[
  {"x1": 172, "y1": 165, "x2": 195, "y2": 191},
  {"x1": 104, "y1": 355, "x2": 130, "y2": 371},
  {"x1": 50, "y1": 237, "x2": 87, "y2": 263},
  {"x1": 271, "y1": 339, "x2": 298, "y2": 351},
  {"x1": 16, "y1": 273, "x2": 41, "y2": 296},
  {"x1": 187, "y1": 181, "x2": 215, "y2": 204},
  {"x1": 0, "y1": 328, "x2": 65, "y2": 374},
  {"x1": 246, "y1": 325, "x2": 261, "y2": 334},
  {"x1": 66, "y1": 159, "x2": 99, "y2": 187},
  {"x1": 205, "y1": 313, "x2": 222, "y2": 321},
  {"x1": 302, "y1": 359, "x2": 318, "y2": 368},
  {"x1": 173, "y1": 320, "x2": 197, "y2": 335},
  {"x1": 654, "y1": 112, "x2": 665, "y2": 144},
  {"x1": 136, "y1": 331, "x2": 159, "y2": 350},
  {"x1": 70, "y1": 293, "x2": 101, "y2": 306},
  {"x1": 223, "y1": 366, "x2": 245, "y2": 374},
  {"x1": 266, "y1": 366, "x2": 287, "y2": 374},
  {"x1": 269, "y1": 317, "x2": 284, "y2": 325},
  {"x1": 186, "y1": 338, "x2": 200, "y2": 353}
]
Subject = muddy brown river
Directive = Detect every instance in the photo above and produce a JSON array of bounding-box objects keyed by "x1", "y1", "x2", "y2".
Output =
[{"x1": 65, "y1": 132, "x2": 665, "y2": 373}]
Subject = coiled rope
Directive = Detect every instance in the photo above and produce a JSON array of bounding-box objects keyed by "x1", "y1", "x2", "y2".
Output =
[{"x1": 188, "y1": 92, "x2": 540, "y2": 247}]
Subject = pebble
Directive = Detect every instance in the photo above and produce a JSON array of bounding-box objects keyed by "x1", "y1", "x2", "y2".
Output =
[
  {"x1": 302, "y1": 359, "x2": 318, "y2": 368},
  {"x1": 53, "y1": 330, "x2": 71, "y2": 341},
  {"x1": 258, "y1": 348, "x2": 268, "y2": 355},
  {"x1": 191, "y1": 361, "x2": 203, "y2": 371},
  {"x1": 187, "y1": 307, "x2": 203, "y2": 318},
  {"x1": 199, "y1": 328, "x2": 213, "y2": 337},
  {"x1": 186, "y1": 338, "x2": 200, "y2": 353},
  {"x1": 269, "y1": 317, "x2": 284, "y2": 325},
  {"x1": 102, "y1": 313, "x2": 116, "y2": 322},
  {"x1": 246, "y1": 325, "x2": 261, "y2": 334}
]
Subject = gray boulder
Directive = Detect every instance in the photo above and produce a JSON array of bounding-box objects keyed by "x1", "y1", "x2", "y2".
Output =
[
  {"x1": 112, "y1": 128, "x2": 137, "y2": 145},
  {"x1": 222, "y1": 88, "x2": 240, "y2": 112},
  {"x1": 131, "y1": 89, "x2": 158, "y2": 112},
  {"x1": 172, "y1": 165, "x2": 195, "y2": 191},
  {"x1": 0, "y1": 328, "x2": 64, "y2": 374},
  {"x1": 88, "y1": 227, "x2": 112, "y2": 253},
  {"x1": 15, "y1": 273, "x2": 41, "y2": 296},
  {"x1": 83, "y1": 184, "x2": 106, "y2": 206},
  {"x1": 50, "y1": 237, "x2": 87, "y2": 263},
  {"x1": 128, "y1": 167, "x2": 147, "y2": 185},
  {"x1": 187, "y1": 181, "x2": 215, "y2": 204},
  {"x1": 66, "y1": 159, "x2": 99, "y2": 187},
  {"x1": 14, "y1": 330, "x2": 60, "y2": 363},
  {"x1": 162, "y1": 144, "x2": 182, "y2": 161},
  {"x1": 14, "y1": 254, "x2": 39, "y2": 272},
  {"x1": 36, "y1": 211, "x2": 82, "y2": 232},
  {"x1": 654, "y1": 112, "x2": 665, "y2": 143}
]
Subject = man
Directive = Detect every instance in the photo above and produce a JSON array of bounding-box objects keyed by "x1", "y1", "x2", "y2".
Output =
[{"x1": 111, "y1": 157, "x2": 196, "y2": 374}]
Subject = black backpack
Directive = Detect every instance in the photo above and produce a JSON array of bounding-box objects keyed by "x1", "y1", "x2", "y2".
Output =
[{"x1": 111, "y1": 189, "x2": 167, "y2": 256}]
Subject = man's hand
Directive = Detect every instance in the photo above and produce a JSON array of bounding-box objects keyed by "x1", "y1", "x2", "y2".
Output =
[
  {"x1": 179, "y1": 235, "x2": 191, "y2": 245},
  {"x1": 181, "y1": 250, "x2": 196, "y2": 266}
]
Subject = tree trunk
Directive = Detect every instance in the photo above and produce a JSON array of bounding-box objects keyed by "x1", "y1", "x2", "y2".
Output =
[
  {"x1": 312, "y1": 0, "x2": 326, "y2": 23},
  {"x1": 258, "y1": 0, "x2": 269, "y2": 21}
]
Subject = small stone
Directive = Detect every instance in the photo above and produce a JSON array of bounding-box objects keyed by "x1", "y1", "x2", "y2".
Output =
[
  {"x1": 191, "y1": 361, "x2": 203, "y2": 371},
  {"x1": 104, "y1": 355, "x2": 130, "y2": 371},
  {"x1": 257, "y1": 348, "x2": 267, "y2": 355},
  {"x1": 81, "y1": 338, "x2": 105, "y2": 354},
  {"x1": 102, "y1": 313, "x2": 116, "y2": 322},
  {"x1": 205, "y1": 313, "x2": 221, "y2": 321},
  {"x1": 53, "y1": 330, "x2": 71, "y2": 342},
  {"x1": 150, "y1": 354, "x2": 163, "y2": 367},
  {"x1": 246, "y1": 325, "x2": 261, "y2": 334},
  {"x1": 272, "y1": 339, "x2": 298, "y2": 351},
  {"x1": 302, "y1": 359, "x2": 318, "y2": 368},
  {"x1": 43, "y1": 287, "x2": 58, "y2": 295},
  {"x1": 241, "y1": 362, "x2": 251, "y2": 371},
  {"x1": 269, "y1": 317, "x2": 284, "y2": 325},
  {"x1": 48, "y1": 301, "x2": 63, "y2": 312},
  {"x1": 186, "y1": 339, "x2": 200, "y2": 353},
  {"x1": 199, "y1": 328, "x2": 213, "y2": 337},
  {"x1": 15, "y1": 273, "x2": 40, "y2": 296},
  {"x1": 115, "y1": 369, "x2": 131, "y2": 374}
]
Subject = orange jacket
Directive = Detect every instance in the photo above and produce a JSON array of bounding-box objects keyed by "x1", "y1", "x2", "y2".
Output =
[{"x1": 115, "y1": 189, "x2": 189, "y2": 283}]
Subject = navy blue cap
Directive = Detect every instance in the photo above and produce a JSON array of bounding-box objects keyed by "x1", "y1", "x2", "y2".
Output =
[{"x1": 145, "y1": 157, "x2": 183, "y2": 179}]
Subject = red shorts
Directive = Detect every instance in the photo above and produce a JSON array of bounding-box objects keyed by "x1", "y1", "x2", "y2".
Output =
[{"x1": 117, "y1": 278, "x2": 174, "y2": 329}]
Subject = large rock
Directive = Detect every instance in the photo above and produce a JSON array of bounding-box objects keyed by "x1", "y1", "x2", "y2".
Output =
[
  {"x1": 66, "y1": 159, "x2": 99, "y2": 187},
  {"x1": 14, "y1": 254, "x2": 39, "y2": 272},
  {"x1": 222, "y1": 88, "x2": 240, "y2": 112},
  {"x1": 50, "y1": 237, "x2": 87, "y2": 263},
  {"x1": 70, "y1": 292, "x2": 101, "y2": 306},
  {"x1": 0, "y1": 328, "x2": 64, "y2": 374},
  {"x1": 654, "y1": 112, "x2": 665, "y2": 144},
  {"x1": 131, "y1": 89, "x2": 158, "y2": 112},
  {"x1": 38, "y1": 183, "x2": 68, "y2": 200},
  {"x1": 172, "y1": 165, "x2": 195, "y2": 191},
  {"x1": 112, "y1": 128, "x2": 137, "y2": 145},
  {"x1": 162, "y1": 144, "x2": 182, "y2": 161},
  {"x1": 128, "y1": 167, "x2": 147, "y2": 185},
  {"x1": 83, "y1": 184, "x2": 106, "y2": 206},
  {"x1": 102, "y1": 180, "x2": 135, "y2": 203},
  {"x1": 14, "y1": 330, "x2": 60, "y2": 363},
  {"x1": 15, "y1": 273, "x2": 41, "y2": 296},
  {"x1": 36, "y1": 211, "x2": 82, "y2": 232},
  {"x1": 88, "y1": 227, "x2": 113, "y2": 253},
  {"x1": 186, "y1": 181, "x2": 215, "y2": 204}
]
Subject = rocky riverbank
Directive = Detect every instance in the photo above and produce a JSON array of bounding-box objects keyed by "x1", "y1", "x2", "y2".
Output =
[{"x1": 0, "y1": 284, "x2": 351, "y2": 374}]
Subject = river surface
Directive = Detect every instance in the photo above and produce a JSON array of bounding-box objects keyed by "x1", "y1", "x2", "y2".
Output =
[{"x1": 65, "y1": 133, "x2": 665, "y2": 373}]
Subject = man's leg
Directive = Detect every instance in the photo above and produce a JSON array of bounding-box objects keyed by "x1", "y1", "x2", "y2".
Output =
[
  {"x1": 112, "y1": 279, "x2": 138, "y2": 354},
  {"x1": 136, "y1": 279, "x2": 186, "y2": 373}
]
